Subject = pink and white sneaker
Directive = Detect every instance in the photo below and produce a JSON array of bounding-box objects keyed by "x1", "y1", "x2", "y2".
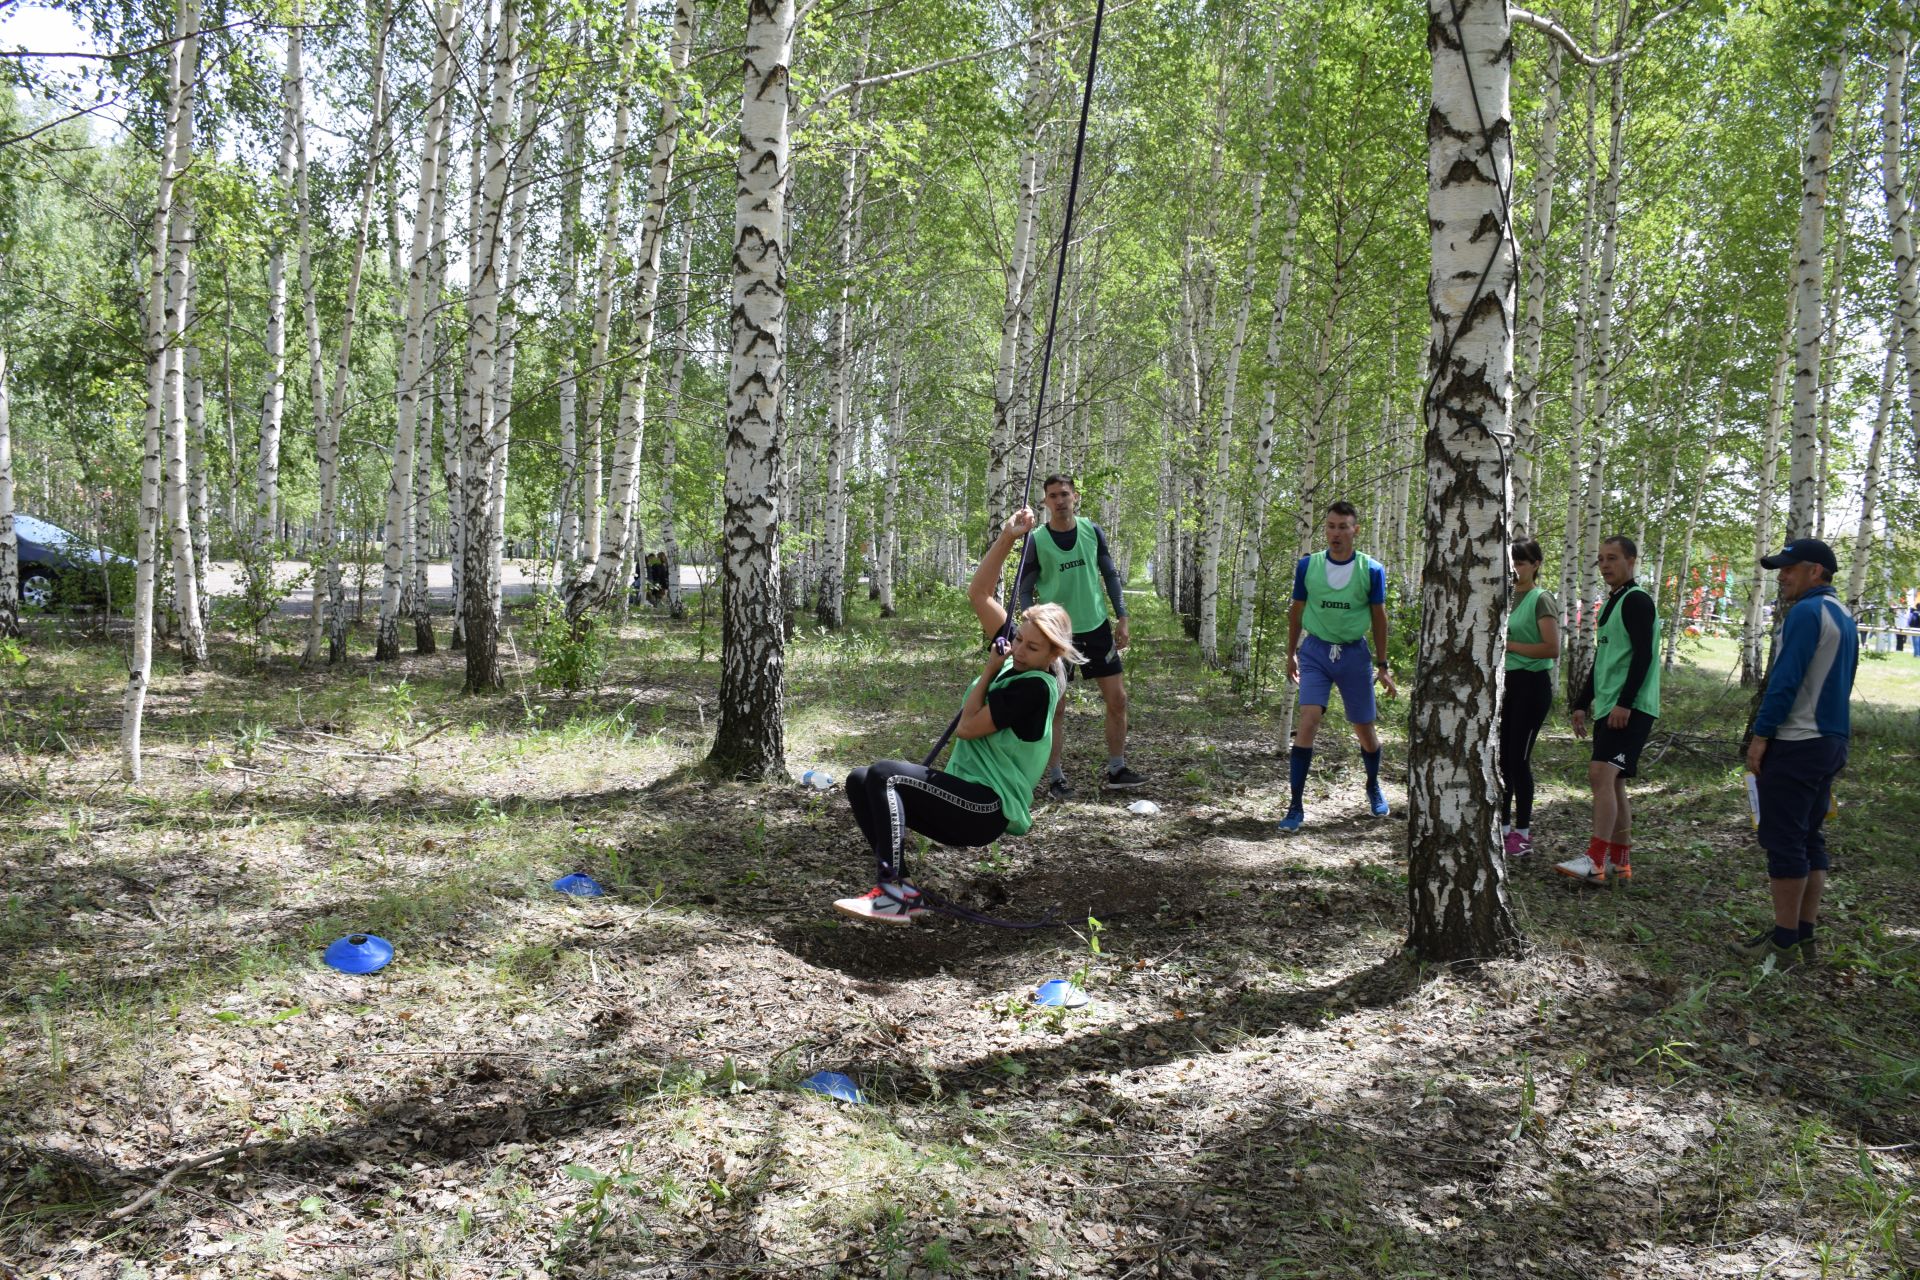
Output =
[
  {"x1": 832, "y1": 882, "x2": 929, "y2": 925},
  {"x1": 1503, "y1": 830, "x2": 1533, "y2": 859}
]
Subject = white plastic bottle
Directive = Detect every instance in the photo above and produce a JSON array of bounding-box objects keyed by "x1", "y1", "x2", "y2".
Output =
[{"x1": 801, "y1": 770, "x2": 835, "y2": 790}]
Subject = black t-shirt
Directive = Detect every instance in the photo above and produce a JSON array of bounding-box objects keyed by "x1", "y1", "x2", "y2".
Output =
[{"x1": 986, "y1": 670, "x2": 1055, "y2": 743}]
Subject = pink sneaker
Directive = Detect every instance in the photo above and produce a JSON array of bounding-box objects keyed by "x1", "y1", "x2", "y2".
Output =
[{"x1": 1503, "y1": 830, "x2": 1532, "y2": 859}]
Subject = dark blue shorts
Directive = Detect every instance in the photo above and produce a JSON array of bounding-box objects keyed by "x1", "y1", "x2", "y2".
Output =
[
  {"x1": 1755, "y1": 735, "x2": 1847, "y2": 879},
  {"x1": 1297, "y1": 634, "x2": 1377, "y2": 724}
]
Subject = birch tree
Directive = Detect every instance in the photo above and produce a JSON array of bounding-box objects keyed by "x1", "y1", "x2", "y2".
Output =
[
  {"x1": 378, "y1": 0, "x2": 456, "y2": 660},
  {"x1": 567, "y1": 0, "x2": 695, "y2": 623},
  {"x1": 460, "y1": 0, "x2": 519, "y2": 691},
  {"x1": 1511, "y1": 43, "x2": 1562, "y2": 537},
  {"x1": 707, "y1": 0, "x2": 794, "y2": 779},
  {"x1": 1742, "y1": 327, "x2": 1791, "y2": 686},
  {"x1": 251, "y1": 40, "x2": 297, "y2": 593},
  {"x1": 1789, "y1": 58, "x2": 1844, "y2": 539},
  {"x1": 658, "y1": 215, "x2": 695, "y2": 620},
  {"x1": 123, "y1": 0, "x2": 196, "y2": 783},
  {"x1": 815, "y1": 30, "x2": 871, "y2": 630},
  {"x1": 1845, "y1": 341, "x2": 1896, "y2": 616},
  {"x1": 1883, "y1": 19, "x2": 1920, "y2": 462},
  {"x1": 1406, "y1": 0, "x2": 1522, "y2": 961},
  {"x1": 160, "y1": 16, "x2": 206, "y2": 668}
]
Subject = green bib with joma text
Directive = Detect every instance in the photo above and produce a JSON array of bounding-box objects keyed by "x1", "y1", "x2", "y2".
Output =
[
  {"x1": 946, "y1": 663, "x2": 1059, "y2": 835},
  {"x1": 1303, "y1": 552, "x2": 1375, "y2": 644},
  {"x1": 1593, "y1": 583, "x2": 1661, "y2": 717},
  {"x1": 1031, "y1": 518, "x2": 1108, "y2": 633}
]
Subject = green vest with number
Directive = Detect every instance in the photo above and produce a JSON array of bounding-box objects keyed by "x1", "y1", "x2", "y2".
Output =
[
  {"x1": 1031, "y1": 518, "x2": 1108, "y2": 633},
  {"x1": 1303, "y1": 552, "x2": 1376, "y2": 644},
  {"x1": 1505, "y1": 587, "x2": 1554, "y2": 673},
  {"x1": 1593, "y1": 583, "x2": 1661, "y2": 716},
  {"x1": 946, "y1": 663, "x2": 1060, "y2": 836}
]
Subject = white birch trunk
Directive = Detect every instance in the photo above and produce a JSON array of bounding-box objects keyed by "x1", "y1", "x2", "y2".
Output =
[
  {"x1": 659, "y1": 216, "x2": 694, "y2": 619},
  {"x1": 877, "y1": 351, "x2": 903, "y2": 618},
  {"x1": 486, "y1": 71, "x2": 538, "y2": 626},
  {"x1": 1789, "y1": 59, "x2": 1844, "y2": 540},
  {"x1": 578, "y1": 0, "x2": 643, "y2": 574},
  {"x1": 123, "y1": 0, "x2": 195, "y2": 782},
  {"x1": 379, "y1": 0, "x2": 454, "y2": 659},
  {"x1": 567, "y1": 0, "x2": 694, "y2": 623},
  {"x1": 555, "y1": 35, "x2": 586, "y2": 568},
  {"x1": 1846, "y1": 341, "x2": 1896, "y2": 616},
  {"x1": 986, "y1": 13, "x2": 1052, "y2": 524},
  {"x1": 1881, "y1": 24, "x2": 1920, "y2": 465},
  {"x1": 161, "y1": 12, "x2": 206, "y2": 667},
  {"x1": 708, "y1": 0, "x2": 792, "y2": 778},
  {"x1": 1557, "y1": 58, "x2": 1599, "y2": 677},
  {"x1": 252, "y1": 35, "x2": 298, "y2": 587},
  {"x1": 815, "y1": 35, "x2": 869, "y2": 630},
  {"x1": 0, "y1": 344, "x2": 15, "y2": 639},
  {"x1": 460, "y1": 0, "x2": 518, "y2": 690},
  {"x1": 1408, "y1": 0, "x2": 1521, "y2": 960},
  {"x1": 1511, "y1": 46, "x2": 1561, "y2": 537},
  {"x1": 1201, "y1": 65, "x2": 1275, "y2": 668},
  {"x1": 1743, "y1": 327, "x2": 1791, "y2": 686},
  {"x1": 185, "y1": 335, "x2": 210, "y2": 635}
]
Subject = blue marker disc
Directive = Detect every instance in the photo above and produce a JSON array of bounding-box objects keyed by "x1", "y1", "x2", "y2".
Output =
[
  {"x1": 1033, "y1": 979, "x2": 1090, "y2": 1008},
  {"x1": 798, "y1": 1070, "x2": 864, "y2": 1104},
  {"x1": 323, "y1": 933, "x2": 394, "y2": 974},
  {"x1": 552, "y1": 873, "x2": 607, "y2": 897}
]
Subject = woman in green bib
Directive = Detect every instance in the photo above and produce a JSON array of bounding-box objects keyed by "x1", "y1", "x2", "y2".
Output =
[
  {"x1": 834, "y1": 508, "x2": 1082, "y2": 925},
  {"x1": 1499, "y1": 539, "x2": 1560, "y2": 858}
]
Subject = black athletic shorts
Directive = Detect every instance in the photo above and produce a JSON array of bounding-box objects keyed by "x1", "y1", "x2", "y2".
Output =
[
  {"x1": 1068, "y1": 620, "x2": 1123, "y2": 682},
  {"x1": 1591, "y1": 708, "x2": 1657, "y2": 778}
]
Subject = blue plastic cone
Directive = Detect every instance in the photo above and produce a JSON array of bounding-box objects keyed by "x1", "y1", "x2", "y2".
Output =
[
  {"x1": 798, "y1": 1070, "x2": 864, "y2": 1104},
  {"x1": 323, "y1": 934, "x2": 394, "y2": 974},
  {"x1": 1033, "y1": 979, "x2": 1090, "y2": 1008},
  {"x1": 552, "y1": 873, "x2": 607, "y2": 897}
]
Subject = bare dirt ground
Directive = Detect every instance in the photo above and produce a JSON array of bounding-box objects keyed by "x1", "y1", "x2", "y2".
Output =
[{"x1": 1, "y1": 595, "x2": 1915, "y2": 1278}]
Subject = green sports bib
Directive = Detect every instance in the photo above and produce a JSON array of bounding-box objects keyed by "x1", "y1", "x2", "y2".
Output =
[
  {"x1": 1505, "y1": 587, "x2": 1554, "y2": 672},
  {"x1": 1303, "y1": 552, "x2": 1375, "y2": 644},
  {"x1": 1593, "y1": 583, "x2": 1661, "y2": 717},
  {"x1": 1031, "y1": 518, "x2": 1108, "y2": 633},
  {"x1": 946, "y1": 664, "x2": 1060, "y2": 835}
]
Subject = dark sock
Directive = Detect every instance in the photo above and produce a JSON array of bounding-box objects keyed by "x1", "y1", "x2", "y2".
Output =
[
  {"x1": 1772, "y1": 925, "x2": 1799, "y2": 949},
  {"x1": 1363, "y1": 748, "x2": 1382, "y2": 789},
  {"x1": 1288, "y1": 746, "x2": 1313, "y2": 810},
  {"x1": 1797, "y1": 920, "x2": 1815, "y2": 943}
]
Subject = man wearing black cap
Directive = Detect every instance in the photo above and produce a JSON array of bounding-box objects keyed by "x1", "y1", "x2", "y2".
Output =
[{"x1": 1733, "y1": 538, "x2": 1857, "y2": 965}]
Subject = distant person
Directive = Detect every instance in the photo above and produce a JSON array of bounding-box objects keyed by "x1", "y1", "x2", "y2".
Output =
[
  {"x1": 1014, "y1": 474, "x2": 1144, "y2": 796},
  {"x1": 1277, "y1": 499, "x2": 1397, "y2": 831},
  {"x1": 1909, "y1": 604, "x2": 1920, "y2": 658},
  {"x1": 1501, "y1": 539, "x2": 1560, "y2": 858},
  {"x1": 1734, "y1": 539, "x2": 1857, "y2": 965},
  {"x1": 646, "y1": 552, "x2": 670, "y2": 606},
  {"x1": 1557, "y1": 536, "x2": 1659, "y2": 885}
]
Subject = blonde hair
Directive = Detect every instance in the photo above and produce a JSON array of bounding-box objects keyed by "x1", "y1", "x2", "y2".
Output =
[{"x1": 1021, "y1": 603, "x2": 1086, "y2": 666}]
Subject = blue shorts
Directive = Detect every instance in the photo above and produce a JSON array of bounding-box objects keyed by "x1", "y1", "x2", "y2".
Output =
[
  {"x1": 1297, "y1": 634, "x2": 1377, "y2": 724},
  {"x1": 1755, "y1": 735, "x2": 1847, "y2": 879}
]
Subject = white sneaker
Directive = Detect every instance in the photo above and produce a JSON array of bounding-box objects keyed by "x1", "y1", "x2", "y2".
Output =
[
  {"x1": 832, "y1": 882, "x2": 928, "y2": 925},
  {"x1": 1553, "y1": 853, "x2": 1606, "y2": 885}
]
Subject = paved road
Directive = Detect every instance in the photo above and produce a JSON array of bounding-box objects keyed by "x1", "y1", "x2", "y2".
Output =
[{"x1": 201, "y1": 560, "x2": 713, "y2": 617}]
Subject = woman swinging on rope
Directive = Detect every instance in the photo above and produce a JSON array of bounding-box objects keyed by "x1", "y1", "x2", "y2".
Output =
[{"x1": 832, "y1": 507, "x2": 1082, "y2": 924}]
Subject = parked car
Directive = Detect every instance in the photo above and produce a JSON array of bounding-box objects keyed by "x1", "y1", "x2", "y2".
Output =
[{"x1": 12, "y1": 514, "x2": 135, "y2": 608}]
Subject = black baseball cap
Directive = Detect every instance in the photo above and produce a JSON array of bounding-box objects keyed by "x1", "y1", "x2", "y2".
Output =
[{"x1": 1760, "y1": 538, "x2": 1837, "y2": 573}]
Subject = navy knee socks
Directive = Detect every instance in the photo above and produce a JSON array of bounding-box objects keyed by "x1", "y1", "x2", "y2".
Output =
[
  {"x1": 1288, "y1": 746, "x2": 1313, "y2": 810},
  {"x1": 1363, "y1": 748, "x2": 1381, "y2": 789}
]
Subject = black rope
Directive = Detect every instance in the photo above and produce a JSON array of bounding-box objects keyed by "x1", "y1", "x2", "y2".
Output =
[{"x1": 902, "y1": 0, "x2": 1110, "y2": 929}]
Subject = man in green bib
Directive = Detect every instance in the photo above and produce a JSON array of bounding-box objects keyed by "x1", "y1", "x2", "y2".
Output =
[
  {"x1": 1015, "y1": 474, "x2": 1144, "y2": 797},
  {"x1": 1556, "y1": 535, "x2": 1661, "y2": 885},
  {"x1": 1278, "y1": 500, "x2": 1397, "y2": 831}
]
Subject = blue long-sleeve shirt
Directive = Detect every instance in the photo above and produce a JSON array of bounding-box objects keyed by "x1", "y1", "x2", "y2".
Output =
[{"x1": 1754, "y1": 585, "x2": 1857, "y2": 741}]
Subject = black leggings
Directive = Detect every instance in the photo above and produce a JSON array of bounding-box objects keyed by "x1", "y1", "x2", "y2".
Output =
[
  {"x1": 1499, "y1": 668, "x2": 1553, "y2": 828},
  {"x1": 846, "y1": 761, "x2": 1009, "y2": 882}
]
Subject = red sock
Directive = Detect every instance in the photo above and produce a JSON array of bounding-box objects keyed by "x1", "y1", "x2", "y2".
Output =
[
  {"x1": 1607, "y1": 841, "x2": 1632, "y2": 867},
  {"x1": 1586, "y1": 836, "x2": 1609, "y2": 865}
]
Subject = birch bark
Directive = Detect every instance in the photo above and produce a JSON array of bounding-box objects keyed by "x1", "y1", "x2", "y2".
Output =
[
  {"x1": 1845, "y1": 342, "x2": 1896, "y2": 616},
  {"x1": 659, "y1": 216, "x2": 694, "y2": 619},
  {"x1": 0, "y1": 343, "x2": 14, "y2": 639},
  {"x1": 123, "y1": 0, "x2": 195, "y2": 783},
  {"x1": 707, "y1": 0, "x2": 793, "y2": 779},
  {"x1": 487, "y1": 72, "x2": 539, "y2": 626},
  {"x1": 555, "y1": 31, "x2": 586, "y2": 568},
  {"x1": 1881, "y1": 21, "x2": 1920, "y2": 463},
  {"x1": 1406, "y1": 0, "x2": 1522, "y2": 960},
  {"x1": 378, "y1": 0, "x2": 455, "y2": 660},
  {"x1": 460, "y1": 0, "x2": 518, "y2": 691},
  {"x1": 815, "y1": 31, "x2": 870, "y2": 630},
  {"x1": 1511, "y1": 45, "x2": 1561, "y2": 538},
  {"x1": 161, "y1": 10, "x2": 206, "y2": 668},
  {"x1": 567, "y1": 0, "x2": 695, "y2": 623},
  {"x1": 252, "y1": 34, "x2": 298, "y2": 596},
  {"x1": 1789, "y1": 59, "x2": 1844, "y2": 540},
  {"x1": 1742, "y1": 327, "x2": 1791, "y2": 686}
]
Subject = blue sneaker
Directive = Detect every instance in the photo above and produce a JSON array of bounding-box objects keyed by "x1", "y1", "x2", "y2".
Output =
[
  {"x1": 1367, "y1": 785, "x2": 1390, "y2": 817},
  {"x1": 1276, "y1": 808, "x2": 1305, "y2": 833}
]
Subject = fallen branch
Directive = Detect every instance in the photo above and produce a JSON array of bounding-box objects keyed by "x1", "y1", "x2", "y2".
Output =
[{"x1": 108, "y1": 1139, "x2": 259, "y2": 1219}]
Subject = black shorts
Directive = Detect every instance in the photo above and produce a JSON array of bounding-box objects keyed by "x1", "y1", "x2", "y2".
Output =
[
  {"x1": 1068, "y1": 620, "x2": 1123, "y2": 682},
  {"x1": 1591, "y1": 708, "x2": 1657, "y2": 778}
]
